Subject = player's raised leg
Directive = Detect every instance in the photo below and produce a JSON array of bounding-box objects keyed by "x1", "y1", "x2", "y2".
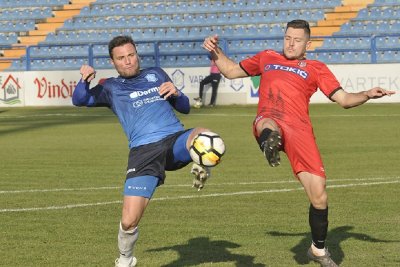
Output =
[
  {"x1": 254, "y1": 117, "x2": 282, "y2": 167},
  {"x1": 189, "y1": 129, "x2": 225, "y2": 190},
  {"x1": 171, "y1": 128, "x2": 225, "y2": 190}
]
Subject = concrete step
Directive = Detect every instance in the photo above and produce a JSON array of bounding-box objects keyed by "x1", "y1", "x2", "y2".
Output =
[
  {"x1": 342, "y1": 0, "x2": 374, "y2": 5},
  {"x1": 317, "y1": 19, "x2": 349, "y2": 27},
  {"x1": 53, "y1": 9, "x2": 82, "y2": 17},
  {"x1": 309, "y1": 39, "x2": 324, "y2": 50},
  {"x1": 0, "y1": 61, "x2": 12, "y2": 71},
  {"x1": 2, "y1": 49, "x2": 26, "y2": 57},
  {"x1": 18, "y1": 35, "x2": 47, "y2": 45},
  {"x1": 63, "y1": 4, "x2": 87, "y2": 10},
  {"x1": 36, "y1": 22, "x2": 63, "y2": 31},
  {"x1": 70, "y1": 0, "x2": 96, "y2": 5},
  {"x1": 46, "y1": 17, "x2": 69, "y2": 23},
  {"x1": 311, "y1": 26, "x2": 341, "y2": 36},
  {"x1": 335, "y1": 5, "x2": 366, "y2": 12},
  {"x1": 325, "y1": 11, "x2": 358, "y2": 20},
  {"x1": 28, "y1": 30, "x2": 54, "y2": 36}
]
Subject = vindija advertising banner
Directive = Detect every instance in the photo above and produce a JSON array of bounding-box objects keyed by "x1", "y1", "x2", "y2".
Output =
[{"x1": 1, "y1": 64, "x2": 399, "y2": 107}]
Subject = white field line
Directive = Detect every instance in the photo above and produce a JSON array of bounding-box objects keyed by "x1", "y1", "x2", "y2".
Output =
[
  {"x1": 0, "y1": 176, "x2": 398, "y2": 194},
  {"x1": 1, "y1": 113, "x2": 400, "y2": 120},
  {"x1": 0, "y1": 186, "x2": 120, "y2": 194},
  {"x1": 0, "y1": 179, "x2": 398, "y2": 213}
]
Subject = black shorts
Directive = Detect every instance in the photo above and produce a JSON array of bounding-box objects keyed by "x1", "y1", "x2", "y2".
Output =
[{"x1": 125, "y1": 130, "x2": 192, "y2": 185}]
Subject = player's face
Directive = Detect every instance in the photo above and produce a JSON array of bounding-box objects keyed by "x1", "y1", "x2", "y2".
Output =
[
  {"x1": 283, "y1": 27, "x2": 311, "y2": 60},
  {"x1": 110, "y1": 43, "x2": 140, "y2": 78}
]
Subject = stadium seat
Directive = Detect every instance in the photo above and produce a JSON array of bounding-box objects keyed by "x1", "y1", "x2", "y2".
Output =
[
  {"x1": 0, "y1": 33, "x2": 18, "y2": 45},
  {"x1": 2, "y1": 0, "x2": 400, "y2": 70},
  {"x1": 94, "y1": 57, "x2": 112, "y2": 69},
  {"x1": 377, "y1": 50, "x2": 396, "y2": 63},
  {"x1": 140, "y1": 55, "x2": 156, "y2": 68},
  {"x1": 159, "y1": 55, "x2": 176, "y2": 68}
]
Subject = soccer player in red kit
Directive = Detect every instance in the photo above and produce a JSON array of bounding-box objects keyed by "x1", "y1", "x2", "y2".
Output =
[{"x1": 203, "y1": 20, "x2": 395, "y2": 267}]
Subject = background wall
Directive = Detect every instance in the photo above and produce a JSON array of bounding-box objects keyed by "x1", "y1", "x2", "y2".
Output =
[{"x1": 0, "y1": 63, "x2": 399, "y2": 107}]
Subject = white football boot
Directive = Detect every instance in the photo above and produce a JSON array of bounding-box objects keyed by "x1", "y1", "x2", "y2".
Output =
[
  {"x1": 115, "y1": 256, "x2": 137, "y2": 267},
  {"x1": 190, "y1": 163, "x2": 211, "y2": 191}
]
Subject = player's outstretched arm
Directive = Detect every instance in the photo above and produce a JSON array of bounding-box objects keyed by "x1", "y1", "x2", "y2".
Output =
[
  {"x1": 331, "y1": 87, "x2": 396, "y2": 109},
  {"x1": 203, "y1": 35, "x2": 247, "y2": 79}
]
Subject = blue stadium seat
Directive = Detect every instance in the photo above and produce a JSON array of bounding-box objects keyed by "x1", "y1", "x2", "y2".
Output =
[
  {"x1": 389, "y1": 21, "x2": 400, "y2": 33},
  {"x1": 377, "y1": 50, "x2": 397, "y2": 63},
  {"x1": 8, "y1": 59, "x2": 26, "y2": 71},
  {"x1": 228, "y1": 40, "x2": 243, "y2": 53},
  {"x1": 356, "y1": 8, "x2": 369, "y2": 19},
  {"x1": 0, "y1": 33, "x2": 18, "y2": 45},
  {"x1": 159, "y1": 55, "x2": 176, "y2": 68},
  {"x1": 176, "y1": 27, "x2": 189, "y2": 39},
  {"x1": 94, "y1": 57, "x2": 112, "y2": 69},
  {"x1": 222, "y1": 26, "x2": 235, "y2": 37},
  {"x1": 355, "y1": 51, "x2": 371, "y2": 63},
  {"x1": 321, "y1": 38, "x2": 334, "y2": 48},
  {"x1": 140, "y1": 56, "x2": 155, "y2": 68},
  {"x1": 176, "y1": 55, "x2": 190, "y2": 67},
  {"x1": 2, "y1": 0, "x2": 400, "y2": 68},
  {"x1": 269, "y1": 25, "x2": 284, "y2": 36},
  {"x1": 93, "y1": 44, "x2": 108, "y2": 57}
]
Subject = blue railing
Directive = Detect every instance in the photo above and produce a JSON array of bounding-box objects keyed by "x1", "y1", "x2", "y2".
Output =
[{"x1": 1, "y1": 34, "x2": 400, "y2": 71}]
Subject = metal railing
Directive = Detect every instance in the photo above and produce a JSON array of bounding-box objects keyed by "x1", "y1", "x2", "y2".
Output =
[{"x1": 1, "y1": 34, "x2": 400, "y2": 71}]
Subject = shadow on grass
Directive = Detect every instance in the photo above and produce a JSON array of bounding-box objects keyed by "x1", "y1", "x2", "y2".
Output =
[
  {"x1": 0, "y1": 109, "x2": 112, "y2": 137},
  {"x1": 147, "y1": 236, "x2": 265, "y2": 267},
  {"x1": 267, "y1": 225, "x2": 397, "y2": 265}
]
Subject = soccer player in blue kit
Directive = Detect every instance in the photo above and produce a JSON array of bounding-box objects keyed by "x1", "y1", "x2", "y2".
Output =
[{"x1": 72, "y1": 35, "x2": 223, "y2": 267}]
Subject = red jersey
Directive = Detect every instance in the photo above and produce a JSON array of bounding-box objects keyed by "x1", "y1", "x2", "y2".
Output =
[{"x1": 240, "y1": 50, "x2": 341, "y2": 128}]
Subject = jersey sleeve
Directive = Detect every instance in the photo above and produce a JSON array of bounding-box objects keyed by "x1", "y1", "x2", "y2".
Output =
[
  {"x1": 155, "y1": 67, "x2": 172, "y2": 83},
  {"x1": 155, "y1": 67, "x2": 190, "y2": 114},
  {"x1": 315, "y1": 62, "x2": 342, "y2": 99},
  {"x1": 72, "y1": 79, "x2": 111, "y2": 107},
  {"x1": 239, "y1": 51, "x2": 265, "y2": 76}
]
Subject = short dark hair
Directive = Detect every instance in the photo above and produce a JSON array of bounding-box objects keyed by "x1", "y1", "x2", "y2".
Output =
[
  {"x1": 286, "y1": 20, "x2": 311, "y2": 38},
  {"x1": 108, "y1": 35, "x2": 136, "y2": 59}
]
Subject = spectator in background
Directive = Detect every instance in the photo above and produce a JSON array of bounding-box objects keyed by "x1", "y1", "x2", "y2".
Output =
[{"x1": 193, "y1": 57, "x2": 221, "y2": 107}]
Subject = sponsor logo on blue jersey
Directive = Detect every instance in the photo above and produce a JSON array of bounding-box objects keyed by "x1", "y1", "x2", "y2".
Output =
[
  {"x1": 145, "y1": 73, "x2": 157, "y2": 82},
  {"x1": 130, "y1": 87, "x2": 162, "y2": 108},
  {"x1": 130, "y1": 87, "x2": 159, "y2": 99},
  {"x1": 264, "y1": 64, "x2": 308, "y2": 79}
]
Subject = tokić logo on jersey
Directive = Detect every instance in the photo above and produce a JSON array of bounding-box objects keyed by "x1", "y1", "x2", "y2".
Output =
[
  {"x1": 264, "y1": 64, "x2": 308, "y2": 79},
  {"x1": 145, "y1": 73, "x2": 158, "y2": 82}
]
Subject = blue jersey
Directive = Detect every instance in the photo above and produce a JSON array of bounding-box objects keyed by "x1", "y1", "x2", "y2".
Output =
[{"x1": 72, "y1": 67, "x2": 190, "y2": 148}]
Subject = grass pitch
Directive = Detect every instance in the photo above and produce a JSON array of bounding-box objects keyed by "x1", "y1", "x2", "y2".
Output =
[{"x1": 0, "y1": 104, "x2": 399, "y2": 266}]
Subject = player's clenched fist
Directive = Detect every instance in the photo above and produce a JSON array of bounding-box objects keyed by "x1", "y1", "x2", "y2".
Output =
[
  {"x1": 159, "y1": 81, "x2": 179, "y2": 99},
  {"x1": 80, "y1": 65, "x2": 96, "y2": 82},
  {"x1": 202, "y1": 35, "x2": 219, "y2": 52}
]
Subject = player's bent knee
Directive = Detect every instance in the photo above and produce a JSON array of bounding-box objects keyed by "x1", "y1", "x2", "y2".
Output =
[
  {"x1": 310, "y1": 194, "x2": 328, "y2": 209},
  {"x1": 120, "y1": 220, "x2": 136, "y2": 231}
]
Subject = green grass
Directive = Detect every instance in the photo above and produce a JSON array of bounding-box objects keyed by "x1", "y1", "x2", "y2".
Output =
[{"x1": 0, "y1": 104, "x2": 399, "y2": 267}]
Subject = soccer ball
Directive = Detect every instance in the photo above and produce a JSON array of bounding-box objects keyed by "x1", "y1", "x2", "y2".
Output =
[
  {"x1": 189, "y1": 131, "x2": 225, "y2": 167},
  {"x1": 193, "y1": 100, "x2": 203, "y2": 108}
]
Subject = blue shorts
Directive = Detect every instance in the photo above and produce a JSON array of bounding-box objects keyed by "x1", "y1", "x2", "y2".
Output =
[
  {"x1": 123, "y1": 129, "x2": 194, "y2": 198},
  {"x1": 124, "y1": 175, "x2": 159, "y2": 198}
]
